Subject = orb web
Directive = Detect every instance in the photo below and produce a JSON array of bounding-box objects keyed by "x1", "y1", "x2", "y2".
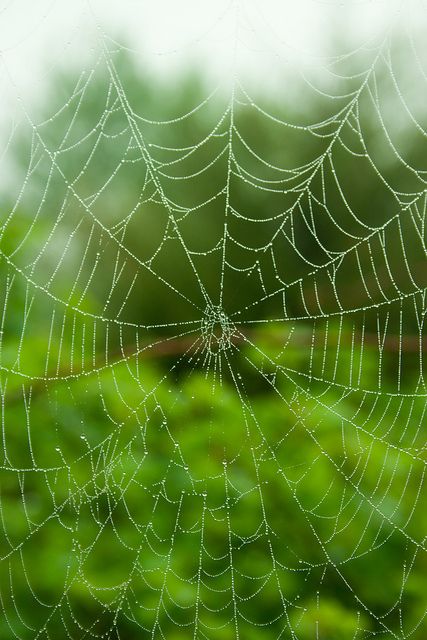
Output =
[{"x1": 1, "y1": 1, "x2": 427, "y2": 639}]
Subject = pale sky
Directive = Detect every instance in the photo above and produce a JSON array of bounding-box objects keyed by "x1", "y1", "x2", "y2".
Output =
[
  {"x1": 0, "y1": 0, "x2": 411, "y2": 104},
  {"x1": 0, "y1": 0, "x2": 425, "y2": 197}
]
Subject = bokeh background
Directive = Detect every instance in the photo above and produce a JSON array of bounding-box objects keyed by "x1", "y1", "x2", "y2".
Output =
[{"x1": 1, "y1": 2, "x2": 427, "y2": 638}]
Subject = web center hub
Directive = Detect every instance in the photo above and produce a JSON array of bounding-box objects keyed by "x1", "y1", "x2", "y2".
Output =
[{"x1": 201, "y1": 305, "x2": 236, "y2": 354}]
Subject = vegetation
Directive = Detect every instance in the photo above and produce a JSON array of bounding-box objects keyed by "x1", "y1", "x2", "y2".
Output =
[{"x1": 1, "y1": 44, "x2": 427, "y2": 638}]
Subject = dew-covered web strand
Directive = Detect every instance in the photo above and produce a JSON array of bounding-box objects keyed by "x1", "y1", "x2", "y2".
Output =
[
  {"x1": 1, "y1": 2, "x2": 427, "y2": 639},
  {"x1": 223, "y1": 344, "x2": 402, "y2": 640},
  {"x1": 3, "y1": 332, "x2": 209, "y2": 640}
]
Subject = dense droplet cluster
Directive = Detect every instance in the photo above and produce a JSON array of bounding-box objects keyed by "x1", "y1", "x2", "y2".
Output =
[
  {"x1": 1, "y1": 2, "x2": 427, "y2": 639},
  {"x1": 201, "y1": 304, "x2": 235, "y2": 354}
]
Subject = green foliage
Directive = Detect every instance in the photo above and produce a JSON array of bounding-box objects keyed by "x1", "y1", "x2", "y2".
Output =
[{"x1": 1, "y1": 43, "x2": 427, "y2": 639}]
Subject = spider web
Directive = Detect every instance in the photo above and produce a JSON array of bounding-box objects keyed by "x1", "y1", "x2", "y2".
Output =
[{"x1": 1, "y1": 1, "x2": 427, "y2": 638}]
